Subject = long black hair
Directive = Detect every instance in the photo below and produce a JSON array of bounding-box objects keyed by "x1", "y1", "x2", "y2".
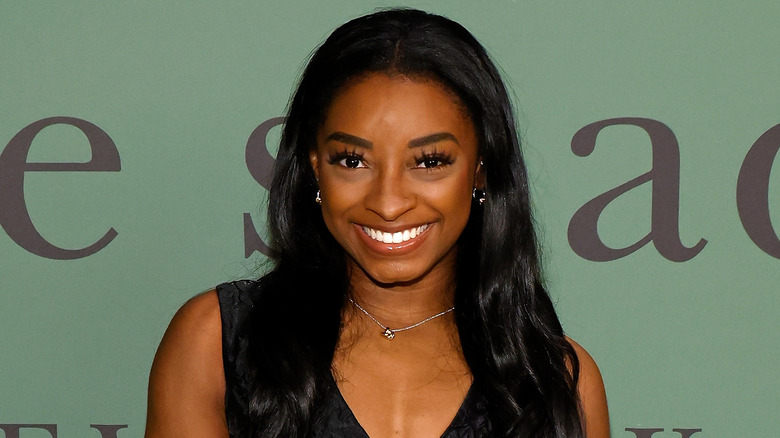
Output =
[{"x1": 228, "y1": 8, "x2": 582, "y2": 437}]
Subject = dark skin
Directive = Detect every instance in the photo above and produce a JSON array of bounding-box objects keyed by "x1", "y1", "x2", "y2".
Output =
[
  {"x1": 145, "y1": 74, "x2": 610, "y2": 437},
  {"x1": 311, "y1": 74, "x2": 480, "y2": 435}
]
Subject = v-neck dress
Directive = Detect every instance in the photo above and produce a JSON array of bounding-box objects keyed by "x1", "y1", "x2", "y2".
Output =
[
  {"x1": 310, "y1": 372, "x2": 491, "y2": 437},
  {"x1": 217, "y1": 280, "x2": 493, "y2": 437}
]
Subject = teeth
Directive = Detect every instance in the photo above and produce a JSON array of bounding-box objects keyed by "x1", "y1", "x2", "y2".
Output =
[{"x1": 362, "y1": 224, "x2": 429, "y2": 244}]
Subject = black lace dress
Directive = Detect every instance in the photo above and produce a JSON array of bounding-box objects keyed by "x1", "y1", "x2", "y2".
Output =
[{"x1": 217, "y1": 281, "x2": 493, "y2": 437}]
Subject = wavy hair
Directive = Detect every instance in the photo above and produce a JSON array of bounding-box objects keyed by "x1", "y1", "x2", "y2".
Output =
[{"x1": 228, "y1": 8, "x2": 582, "y2": 437}]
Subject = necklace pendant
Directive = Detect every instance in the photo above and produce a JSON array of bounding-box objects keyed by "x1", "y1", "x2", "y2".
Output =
[{"x1": 382, "y1": 327, "x2": 395, "y2": 340}]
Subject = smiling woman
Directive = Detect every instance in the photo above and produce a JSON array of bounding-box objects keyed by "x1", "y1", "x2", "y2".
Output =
[
  {"x1": 145, "y1": 8, "x2": 608, "y2": 438},
  {"x1": 311, "y1": 75, "x2": 480, "y2": 286}
]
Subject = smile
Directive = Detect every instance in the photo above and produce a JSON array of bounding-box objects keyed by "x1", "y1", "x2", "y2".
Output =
[{"x1": 361, "y1": 224, "x2": 430, "y2": 244}]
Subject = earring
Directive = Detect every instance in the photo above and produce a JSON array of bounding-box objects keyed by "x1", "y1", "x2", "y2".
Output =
[
  {"x1": 315, "y1": 190, "x2": 322, "y2": 204},
  {"x1": 472, "y1": 187, "x2": 486, "y2": 206}
]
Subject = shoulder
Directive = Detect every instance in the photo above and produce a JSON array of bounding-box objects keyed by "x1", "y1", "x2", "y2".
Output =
[
  {"x1": 145, "y1": 290, "x2": 228, "y2": 437},
  {"x1": 155, "y1": 290, "x2": 224, "y2": 368},
  {"x1": 566, "y1": 337, "x2": 610, "y2": 438}
]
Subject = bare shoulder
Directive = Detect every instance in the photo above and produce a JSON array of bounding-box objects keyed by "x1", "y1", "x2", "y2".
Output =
[
  {"x1": 145, "y1": 290, "x2": 228, "y2": 437},
  {"x1": 567, "y1": 337, "x2": 610, "y2": 438}
]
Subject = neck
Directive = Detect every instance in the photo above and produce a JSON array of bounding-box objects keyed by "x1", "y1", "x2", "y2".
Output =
[
  {"x1": 334, "y1": 254, "x2": 468, "y2": 385},
  {"x1": 346, "y1": 258, "x2": 457, "y2": 330}
]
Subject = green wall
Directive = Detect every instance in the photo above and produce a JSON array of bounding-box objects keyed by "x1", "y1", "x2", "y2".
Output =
[{"x1": 1, "y1": 2, "x2": 778, "y2": 436}]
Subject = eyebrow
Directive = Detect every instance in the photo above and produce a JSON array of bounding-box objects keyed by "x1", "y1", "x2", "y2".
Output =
[
  {"x1": 325, "y1": 131, "x2": 460, "y2": 149},
  {"x1": 408, "y1": 132, "x2": 460, "y2": 148},
  {"x1": 325, "y1": 132, "x2": 373, "y2": 148}
]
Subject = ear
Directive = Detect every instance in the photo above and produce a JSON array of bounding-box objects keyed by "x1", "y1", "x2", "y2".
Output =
[
  {"x1": 474, "y1": 158, "x2": 486, "y2": 190},
  {"x1": 309, "y1": 149, "x2": 320, "y2": 181}
]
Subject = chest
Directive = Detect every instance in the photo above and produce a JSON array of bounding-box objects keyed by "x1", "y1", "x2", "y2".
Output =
[
  {"x1": 329, "y1": 336, "x2": 475, "y2": 438},
  {"x1": 312, "y1": 373, "x2": 491, "y2": 438}
]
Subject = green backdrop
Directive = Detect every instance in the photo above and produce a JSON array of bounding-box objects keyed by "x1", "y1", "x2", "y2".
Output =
[{"x1": 1, "y1": 1, "x2": 778, "y2": 437}]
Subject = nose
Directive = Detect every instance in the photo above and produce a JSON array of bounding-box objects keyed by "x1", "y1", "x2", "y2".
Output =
[{"x1": 364, "y1": 169, "x2": 415, "y2": 221}]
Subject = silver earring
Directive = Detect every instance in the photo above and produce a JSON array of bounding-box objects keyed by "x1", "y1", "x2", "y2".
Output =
[
  {"x1": 472, "y1": 187, "x2": 486, "y2": 206},
  {"x1": 315, "y1": 190, "x2": 322, "y2": 204}
]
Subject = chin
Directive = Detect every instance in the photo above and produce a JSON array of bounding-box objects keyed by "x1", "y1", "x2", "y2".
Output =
[
  {"x1": 372, "y1": 275, "x2": 423, "y2": 287},
  {"x1": 356, "y1": 259, "x2": 435, "y2": 287}
]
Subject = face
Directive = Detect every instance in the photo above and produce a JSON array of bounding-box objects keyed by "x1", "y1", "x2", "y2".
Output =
[{"x1": 310, "y1": 74, "x2": 482, "y2": 286}]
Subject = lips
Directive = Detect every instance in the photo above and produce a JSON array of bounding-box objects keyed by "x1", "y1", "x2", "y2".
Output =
[{"x1": 361, "y1": 224, "x2": 430, "y2": 244}]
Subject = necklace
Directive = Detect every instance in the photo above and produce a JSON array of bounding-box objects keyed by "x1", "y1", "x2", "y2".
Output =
[{"x1": 348, "y1": 297, "x2": 455, "y2": 340}]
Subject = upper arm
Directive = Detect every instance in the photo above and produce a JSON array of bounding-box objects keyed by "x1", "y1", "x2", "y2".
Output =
[
  {"x1": 145, "y1": 290, "x2": 228, "y2": 438},
  {"x1": 568, "y1": 338, "x2": 610, "y2": 438}
]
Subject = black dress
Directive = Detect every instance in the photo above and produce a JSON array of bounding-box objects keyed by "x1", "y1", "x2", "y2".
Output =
[{"x1": 217, "y1": 280, "x2": 493, "y2": 437}]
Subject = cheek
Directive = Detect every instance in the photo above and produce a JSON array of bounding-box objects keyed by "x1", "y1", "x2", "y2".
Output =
[
  {"x1": 427, "y1": 173, "x2": 475, "y2": 224},
  {"x1": 320, "y1": 198, "x2": 349, "y2": 232},
  {"x1": 318, "y1": 181, "x2": 364, "y2": 237},
  {"x1": 318, "y1": 205, "x2": 354, "y2": 255}
]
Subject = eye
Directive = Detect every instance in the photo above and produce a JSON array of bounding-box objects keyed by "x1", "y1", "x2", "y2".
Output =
[
  {"x1": 327, "y1": 151, "x2": 366, "y2": 168},
  {"x1": 415, "y1": 152, "x2": 453, "y2": 169},
  {"x1": 341, "y1": 155, "x2": 365, "y2": 168},
  {"x1": 419, "y1": 158, "x2": 443, "y2": 168}
]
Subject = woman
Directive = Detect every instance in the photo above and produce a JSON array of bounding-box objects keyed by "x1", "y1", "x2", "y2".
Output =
[{"x1": 146, "y1": 8, "x2": 609, "y2": 438}]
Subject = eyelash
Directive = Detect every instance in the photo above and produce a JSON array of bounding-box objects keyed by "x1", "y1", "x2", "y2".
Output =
[
  {"x1": 327, "y1": 150, "x2": 365, "y2": 168},
  {"x1": 414, "y1": 151, "x2": 454, "y2": 169},
  {"x1": 326, "y1": 149, "x2": 454, "y2": 169}
]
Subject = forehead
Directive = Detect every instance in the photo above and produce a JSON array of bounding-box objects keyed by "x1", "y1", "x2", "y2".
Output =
[{"x1": 319, "y1": 74, "x2": 475, "y2": 144}]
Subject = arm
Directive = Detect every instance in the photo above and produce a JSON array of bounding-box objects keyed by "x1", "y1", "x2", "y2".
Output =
[
  {"x1": 569, "y1": 338, "x2": 610, "y2": 438},
  {"x1": 145, "y1": 290, "x2": 229, "y2": 438}
]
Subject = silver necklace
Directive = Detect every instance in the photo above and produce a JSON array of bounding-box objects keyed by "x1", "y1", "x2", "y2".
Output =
[{"x1": 348, "y1": 297, "x2": 455, "y2": 340}]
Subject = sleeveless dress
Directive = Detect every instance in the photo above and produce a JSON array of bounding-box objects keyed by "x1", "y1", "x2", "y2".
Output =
[{"x1": 217, "y1": 280, "x2": 494, "y2": 437}]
